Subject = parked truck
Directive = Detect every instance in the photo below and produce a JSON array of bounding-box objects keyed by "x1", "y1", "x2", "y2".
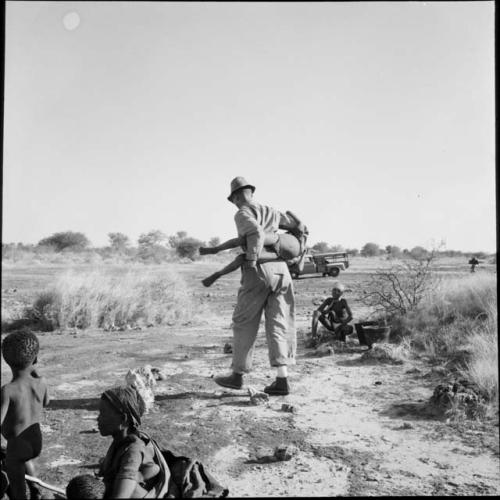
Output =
[{"x1": 288, "y1": 251, "x2": 350, "y2": 279}]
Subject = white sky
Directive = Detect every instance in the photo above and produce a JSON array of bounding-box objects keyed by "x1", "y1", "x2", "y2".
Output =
[{"x1": 3, "y1": 1, "x2": 496, "y2": 252}]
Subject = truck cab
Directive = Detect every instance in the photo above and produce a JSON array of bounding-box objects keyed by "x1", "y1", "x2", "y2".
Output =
[{"x1": 289, "y1": 251, "x2": 350, "y2": 279}]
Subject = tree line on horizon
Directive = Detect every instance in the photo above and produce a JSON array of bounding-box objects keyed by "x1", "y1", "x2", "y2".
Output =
[{"x1": 1, "y1": 230, "x2": 493, "y2": 262}]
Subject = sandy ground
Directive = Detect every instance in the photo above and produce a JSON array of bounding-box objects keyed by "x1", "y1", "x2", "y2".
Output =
[{"x1": 1, "y1": 260, "x2": 499, "y2": 497}]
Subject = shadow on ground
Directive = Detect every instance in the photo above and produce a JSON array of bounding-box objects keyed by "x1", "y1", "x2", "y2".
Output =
[
  {"x1": 156, "y1": 391, "x2": 247, "y2": 401},
  {"x1": 380, "y1": 401, "x2": 444, "y2": 421},
  {"x1": 47, "y1": 398, "x2": 100, "y2": 411}
]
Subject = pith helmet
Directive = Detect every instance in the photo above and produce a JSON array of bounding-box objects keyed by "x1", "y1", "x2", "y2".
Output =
[{"x1": 227, "y1": 176, "x2": 255, "y2": 202}]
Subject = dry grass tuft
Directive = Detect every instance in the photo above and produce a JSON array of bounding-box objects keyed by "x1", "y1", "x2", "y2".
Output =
[
  {"x1": 27, "y1": 267, "x2": 197, "y2": 330},
  {"x1": 393, "y1": 273, "x2": 498, "y2": 407}
]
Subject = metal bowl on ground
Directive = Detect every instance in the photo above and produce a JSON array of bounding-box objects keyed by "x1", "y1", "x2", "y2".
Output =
[{"x1": 355, "y1": 322, "x2": 391, "y2": 349}]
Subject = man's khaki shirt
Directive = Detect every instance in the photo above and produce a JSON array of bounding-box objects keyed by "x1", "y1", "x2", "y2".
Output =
[{"x1": 234, "y1": 201, "x2": 293, "y2": 261}]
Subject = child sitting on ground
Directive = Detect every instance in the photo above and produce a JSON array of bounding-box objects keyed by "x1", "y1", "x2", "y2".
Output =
[
  {"x1": 199, "y1": 210, "x2": 308, "y2": 287},
  {"x1": 311, "y1": 281, "x2": 353, "y2": 342},
  {"x1": 1, "y1": 331, "x2": 50, "y2": 500},
  {"x1": 66, "y1": 474, "x2": 106, "y2": 500}
]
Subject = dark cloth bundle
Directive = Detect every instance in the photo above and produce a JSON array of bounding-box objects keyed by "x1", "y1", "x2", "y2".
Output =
[{"x1": 161, "y1": 449, "x2": 229, "y2": 498}]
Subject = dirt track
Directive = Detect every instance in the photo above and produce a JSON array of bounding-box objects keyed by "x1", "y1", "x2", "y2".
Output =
[{"x1": 1, "y1": 260, "x2": 499, "y2": 496}]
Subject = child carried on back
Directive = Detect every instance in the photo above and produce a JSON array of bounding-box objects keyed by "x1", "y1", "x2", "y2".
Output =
[
  {"x1": 199, "y1": 210, "x2": 308, "y2": 287},
  {"x1": 1, "y1": 331, "x2": 50, "y2": 500}
]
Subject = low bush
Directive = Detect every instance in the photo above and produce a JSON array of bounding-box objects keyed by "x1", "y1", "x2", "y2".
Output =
[
  {"x1": 389, "y1": 273, "x2": 498, "y2": 404},
  {"x1": 26, "y1": 267, "x2": 197, "y2": 330}
]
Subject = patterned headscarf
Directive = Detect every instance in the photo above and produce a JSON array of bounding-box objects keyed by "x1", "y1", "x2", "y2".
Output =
[{"x1": 101, "y1": 386, "x2": 145, "y2": 431}]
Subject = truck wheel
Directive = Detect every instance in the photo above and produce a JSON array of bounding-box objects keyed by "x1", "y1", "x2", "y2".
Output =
[{"x1": 329, "y1": 267, "x2": 340, "y2": 277}]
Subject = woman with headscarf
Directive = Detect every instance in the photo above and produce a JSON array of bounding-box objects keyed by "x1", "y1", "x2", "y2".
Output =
[{"x1": 97, "y1": 386, "x2": 163, "y2": 498}]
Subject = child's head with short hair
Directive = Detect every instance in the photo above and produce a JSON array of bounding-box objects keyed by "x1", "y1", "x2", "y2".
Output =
[
  {"x1": 66, "y1": 474, "x2": 105, "y2": 500},
  {"x1": 1, "y1": 330, "x2": 39, "y2": 370}
]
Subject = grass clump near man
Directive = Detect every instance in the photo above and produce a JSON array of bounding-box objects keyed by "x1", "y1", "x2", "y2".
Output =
[{"x1": 1, "y1": 331, "x2": 50, "y2": 500}]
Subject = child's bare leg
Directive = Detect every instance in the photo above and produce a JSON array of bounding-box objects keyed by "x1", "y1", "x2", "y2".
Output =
[
  {"x1": 25, "y1": 459, "x2": 35, "y2": 477},
  {"x1": 5, "y1": 455, "x2": 27, "y2": 500},
  {"x1": 25, "y1": 460, "x2": 42, "y2": 500},
  {"x1": 318, "y1": 315, "x2": 335, "y2": 332},
  {"x1": 199, "y1": 237, "x2": 243, "y2": 255},
  {"x1": 202, "y1": 254, "x2": 245, "y2": 287}
]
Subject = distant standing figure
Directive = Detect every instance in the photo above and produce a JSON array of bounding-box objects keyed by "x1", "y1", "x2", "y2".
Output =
[
  {"x1": 214, "y1": 177, "x2": 297, "y2": 396},
  {"x1": 312, "y1": 282, "x2": 353, "y2": 342},
  {"x1": 468, "y1": 257, "x2": 479, "y2": 273},
  {"x1": 1, "y1": 331, "x2": 50, "y2": 500}
]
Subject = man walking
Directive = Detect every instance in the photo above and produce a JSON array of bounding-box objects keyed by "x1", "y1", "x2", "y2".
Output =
[{"x1": 214, "y1": 177, "x2": 297, "y2": 395}]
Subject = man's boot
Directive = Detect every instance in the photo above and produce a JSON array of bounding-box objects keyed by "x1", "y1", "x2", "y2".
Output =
[
  {"x1": 264, "y1": 377, "x2": 290, "y2": 396},
  {"x1": 214, "y1": 372, "x2": 243, "y2": 390}
]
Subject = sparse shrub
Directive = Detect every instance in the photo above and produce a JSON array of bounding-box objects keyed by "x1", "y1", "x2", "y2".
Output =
[
  {"x1": 26, "y1": 268, "x2": 197, "y2": 330},
  {"x1": 360, "y1": 254, "x2": 437, "y2": 316},
  {"x1": 29, "y1": 291, "x2": 63, "y2": 330}
]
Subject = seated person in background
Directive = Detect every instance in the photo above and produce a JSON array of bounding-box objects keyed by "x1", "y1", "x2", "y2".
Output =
[
  {"x1": 97, "y1": 386, "x2": 163, "y2": 499},
  {"x1": 199, "y1": 210, "x2": 308, "y2": 287},
  {"x1": 1, "y1": 331, "x2": 50, "y2": 500},
  {"x1": 66, "y1": 474, "x2": 105, "y2": 500},
  {"x1": 312, "y1": 282, "x2": 353, "y2": 342}
]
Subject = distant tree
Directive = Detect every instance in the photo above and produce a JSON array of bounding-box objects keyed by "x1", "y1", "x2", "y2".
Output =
[
  {"x1": 409, "y1": 246, "x2": 429, "y2": 261},
  {"x1": 311, "y1": 241, "x2": 330, "y2": 253},
  {"x1": 168, "y1": 231, "x2": 188, "y2": 249},
  {"x1": 137, "y1": 230, "x2": 169, "y2": 262},
  {"x1": 360, "y1": 242, "x2": 381, "y2": 257},
  {"x1": 345, "y1": 248, "x2": 359, "y2": 256},
  {"x1": 330, "y1": 244, "x2": 345, "y2": 252},
  {"x1": 38, "y1": 231, "x2": 90, "y2": 252},
  {"x1": 385, "y1": 245, "x2": 402, "y2": 258},
  {"x1": 175, "y1": 237, "x2": 204, "y2": 260},
  {"x1": 208, "y1": 236, "x2": 221, "y2": 248},
  {"x1": 138, "y1": 230, "x2": 167, "y2": 248},
  {"x1": 108, "y1": 232, "x2": 130, "y2": 252}
]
